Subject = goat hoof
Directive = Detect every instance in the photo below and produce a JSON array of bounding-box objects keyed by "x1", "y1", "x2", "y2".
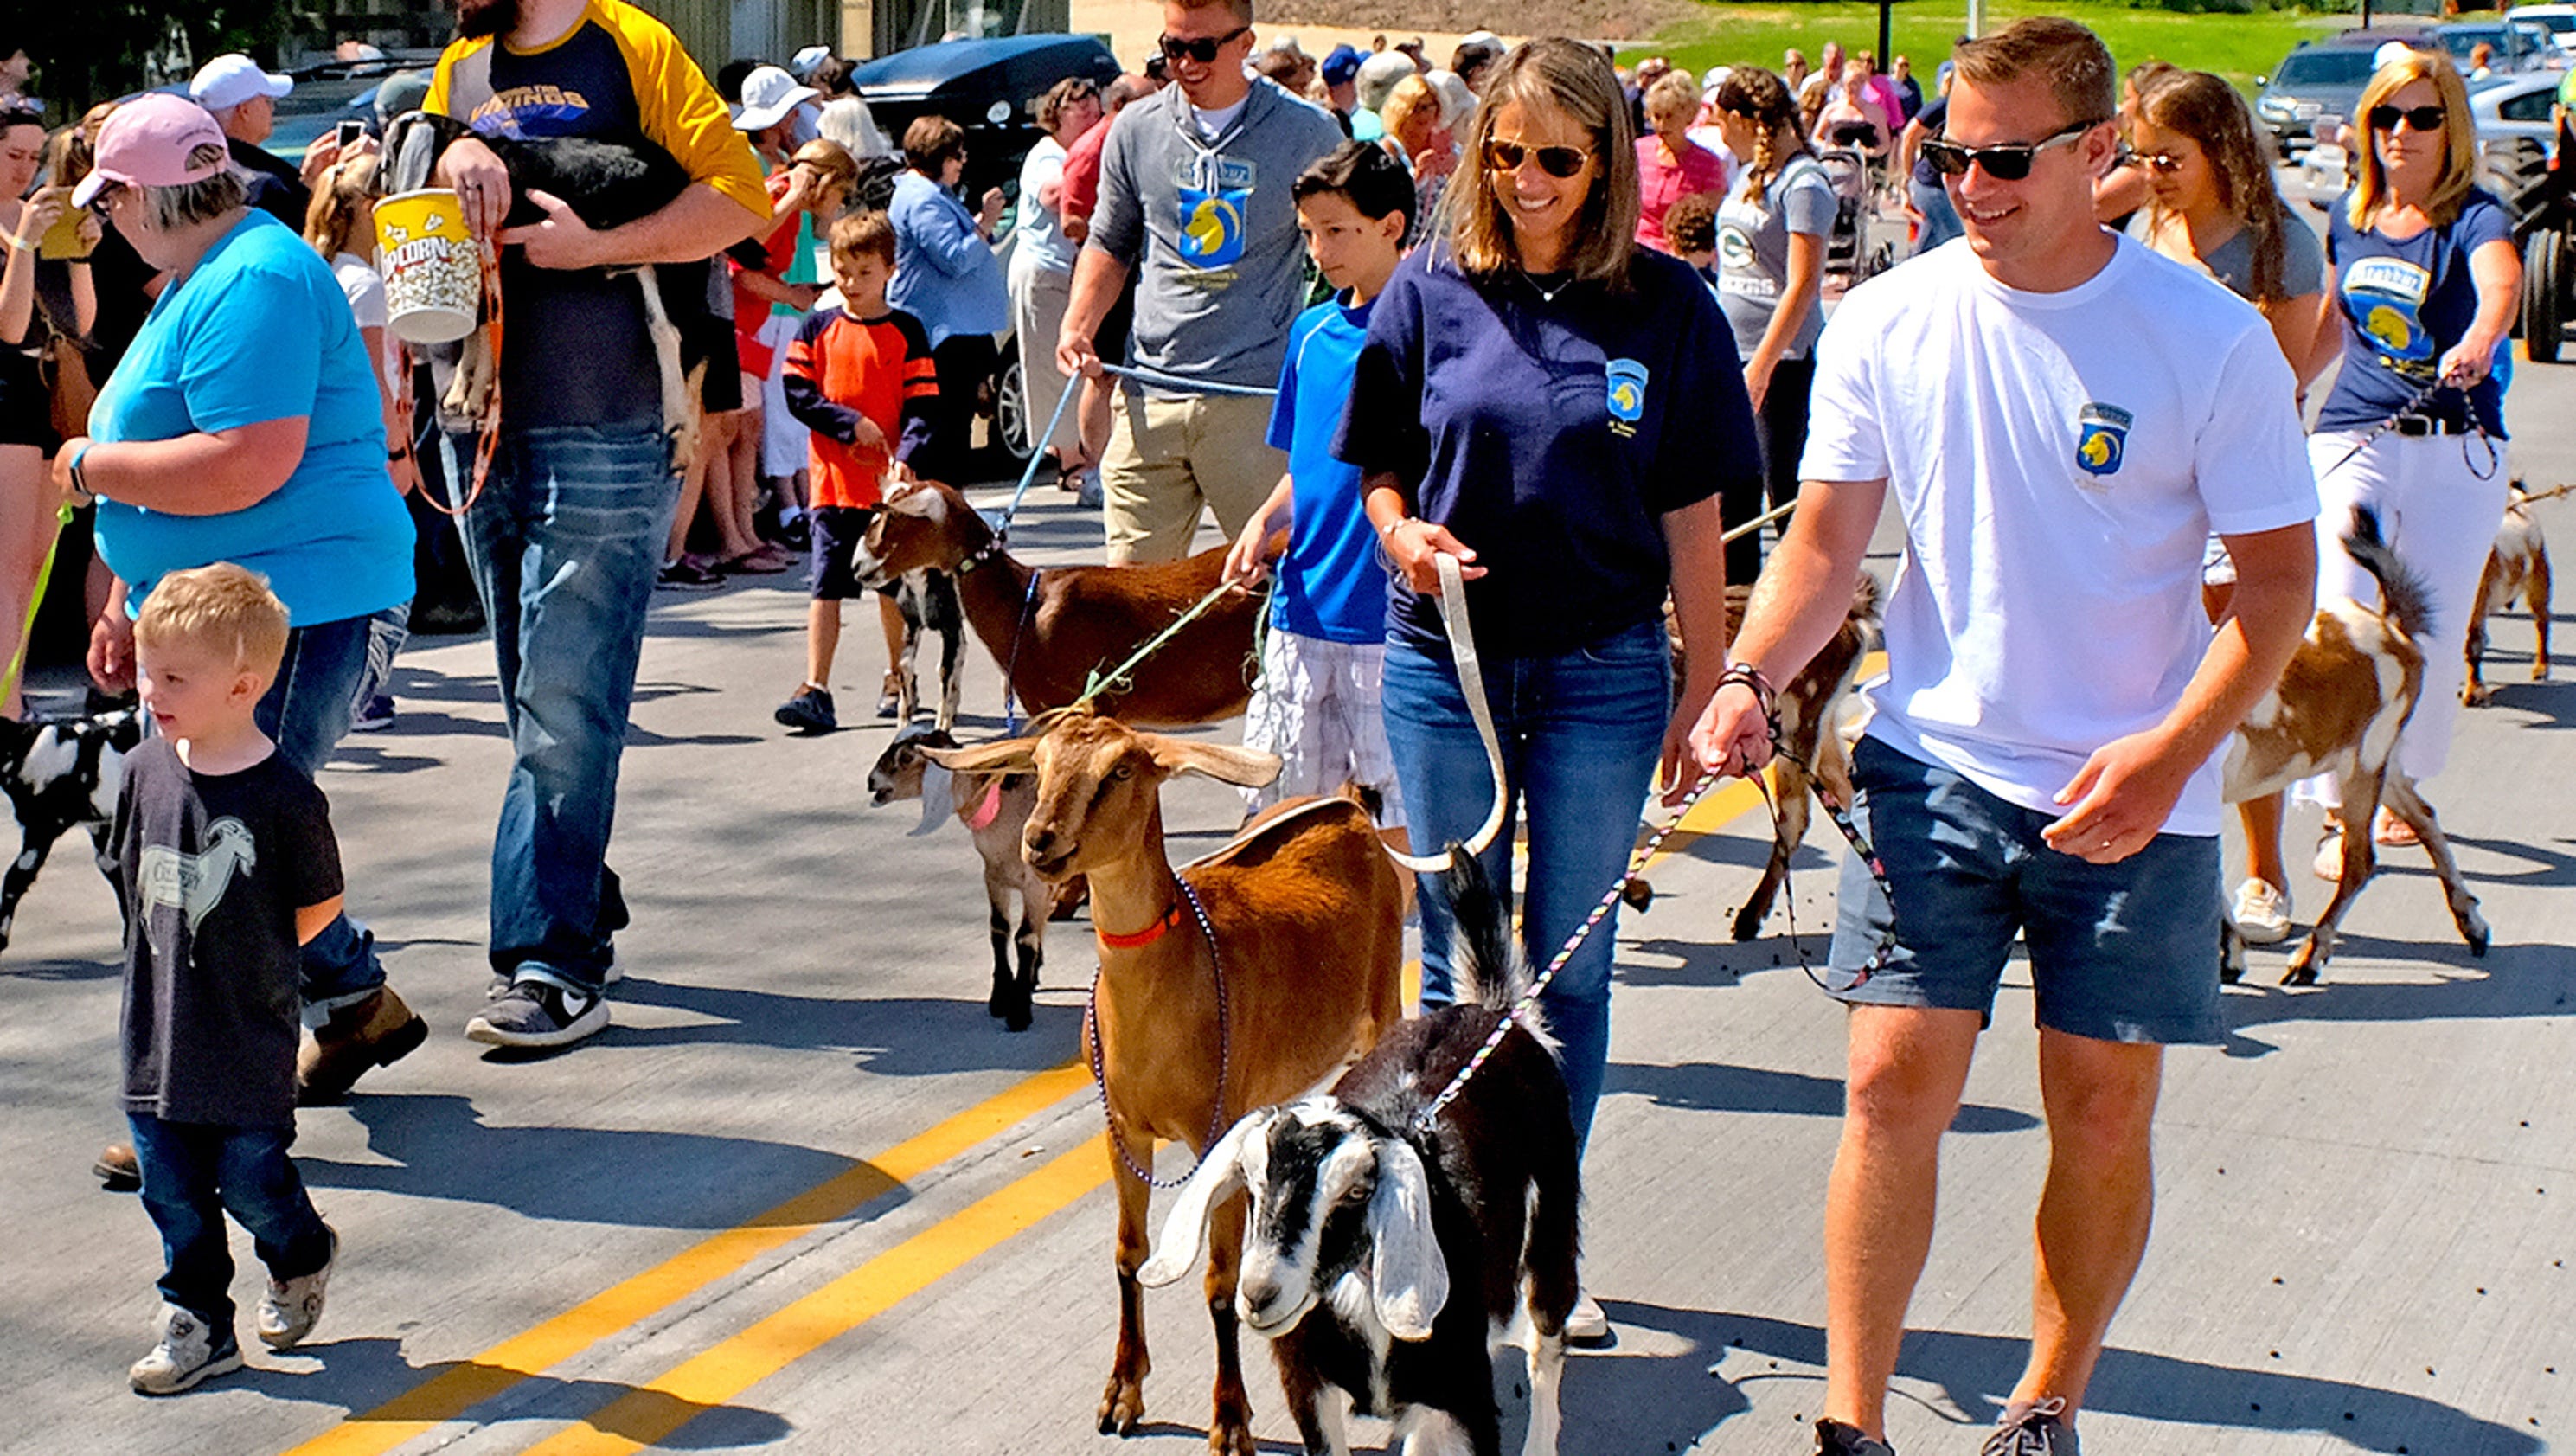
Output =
[
  {"x1": 2220, "y1": 962, "x2": 2244, "y2": 985},
  {"x1": 1207, "y1": 1419, "x2": 1256, "y2": 1456},
  {"x1": 1728, "y1": 907, "x2": 1762, "y2": 943},
  {"x1": 1005, "y1": 1005, "x2": 1034, "y2": 1033},
  {"x1": 1098, "y1": 1379, "x2": 1144, "y2": 1437},
  {"x1": 1620, "y1": 876, "x2": 1655, "y2": 912},
  {"x1": 2466, "y1": 920, "x2": 2492, "y2": 958},
  {"x1": 2281, "y1": 962, "x2": 2320, "y2": 987}
]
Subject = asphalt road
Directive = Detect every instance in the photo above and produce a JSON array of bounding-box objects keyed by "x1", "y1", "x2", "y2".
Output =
[{"x1": 6, "y1": 298, "x2": 2574, "y2": 1455}]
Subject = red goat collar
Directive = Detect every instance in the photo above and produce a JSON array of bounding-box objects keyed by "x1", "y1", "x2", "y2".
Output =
[{"x1": 1095, "y1": 903, "x2": 1182, "y2": 949}]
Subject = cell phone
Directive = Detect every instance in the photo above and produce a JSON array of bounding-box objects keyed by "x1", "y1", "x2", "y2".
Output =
[
  {"x1": 35, "y1": 189, "x2": 89, "y2": 261},
  {"x1": 335, "y1": 119, "x2": 367, "y2": 151}
]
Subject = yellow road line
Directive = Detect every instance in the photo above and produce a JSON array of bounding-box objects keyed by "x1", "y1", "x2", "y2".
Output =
[
  {"x1": 281, "y1": 1062, "x2": 1095, "y2": 1456},
  {"x1": 516, "y1": 1137, "x2": 1112, "y2": 1456}
]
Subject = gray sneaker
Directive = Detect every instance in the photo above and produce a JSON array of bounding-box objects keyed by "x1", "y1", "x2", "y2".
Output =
[
  {"x1": 257, "y1": 1227, "x2": 338, "y2": 1349},
  {"x1": 1980, "y1": 1398, "x2": 2079, "y2": 1455},
  {"x1": 130, "y1": 1305, "x2": 242, "y2": 1395},
  {"x1": 465, "y1": 978, "x2": 609, "y2": 1049},
  {"x1": 1816, "y1": 1419, "x2": 1896, "y2": 1455}
]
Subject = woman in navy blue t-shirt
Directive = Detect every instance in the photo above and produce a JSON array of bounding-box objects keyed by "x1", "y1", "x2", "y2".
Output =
[
  {"x1": 1336, "y1": 39, "x2": 1756, "y2": 1337},
  {"x1": 2290, "y1": 51, "x2": 2517, "y2": 884}
]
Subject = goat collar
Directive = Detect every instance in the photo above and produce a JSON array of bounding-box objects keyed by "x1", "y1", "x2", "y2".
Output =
[
  {"x1": 957, "y1": 533, "x2": 1007, "y2": 574},
  {"x1": 1095, "y1": 901, "x2": 1182, "y2": 949}
]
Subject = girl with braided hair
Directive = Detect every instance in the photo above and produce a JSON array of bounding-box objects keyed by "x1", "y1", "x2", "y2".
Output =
[{"x1": 1710, "y1": 65, "x2": 1831, "y2": 583}]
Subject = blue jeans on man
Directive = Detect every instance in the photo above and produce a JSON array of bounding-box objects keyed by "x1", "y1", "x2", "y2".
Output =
[
  {"x1": 453, "y1": 424, "x2": 676, "y2": 1001},
  {"x1": 1381, "y1": 617, "x2": 1671, "y2": 1153},
  {"x1": 128, "y1": 1112, "x2": 334, "y2": 1327}
]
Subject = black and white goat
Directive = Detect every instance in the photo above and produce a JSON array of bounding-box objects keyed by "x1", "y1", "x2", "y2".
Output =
[
  {"x1": 0, "y1": 707, "x2": 143, "y2": 953},
  {"x1": 1139, "y1": 852, "x2": 1580, "y2": 1456},
  {"x1": 891, "y1": 570, "x2": 965, "y2": 735}
]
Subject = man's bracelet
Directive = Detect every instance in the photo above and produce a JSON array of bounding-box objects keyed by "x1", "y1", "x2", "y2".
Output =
[{"x1": 1716, "y1": 662, "x2": 1778, "y2": 720}]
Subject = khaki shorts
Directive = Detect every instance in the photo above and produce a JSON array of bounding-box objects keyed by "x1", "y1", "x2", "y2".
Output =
[{"x1": 1100, "y1": 388, "x2": 1285, "y2": 564}]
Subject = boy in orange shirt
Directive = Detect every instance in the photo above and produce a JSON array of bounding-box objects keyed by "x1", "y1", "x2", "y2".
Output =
[{"x1": 775, "y1": 210, "x2": 939, "y2": 733}]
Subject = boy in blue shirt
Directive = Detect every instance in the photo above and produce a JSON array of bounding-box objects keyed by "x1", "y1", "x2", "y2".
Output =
[{"x1": 1222, "y1": 143, "x2": 1416, "y2": 828}]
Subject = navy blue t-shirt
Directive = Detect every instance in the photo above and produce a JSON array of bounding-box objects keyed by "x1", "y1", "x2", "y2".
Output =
[
  {"x1": 1335, "y1": 245, "x2": 1753, "y2": 660},
  {"x1": 1909, "y1": 99, "x2": 1947, "y2": 189},
  {"x1": 1268, "y1": 294, "x2": 1387, "y2": 645},
  {"x1": 2319, "y1": 187, "x2": 2513, "y2": 438}
]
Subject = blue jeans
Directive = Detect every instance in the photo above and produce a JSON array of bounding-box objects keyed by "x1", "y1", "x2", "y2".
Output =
[
  {"x1": 254, "y1": 605, "x2": 412, "y2": 1020},
  {"x1": 129, "y1": 1113, "x2": 332, "y2": 1326},
  {"x1": 1381, "y1": 618, "x2": 1671, "y2": 1153},
  {"x1": 452, "y1": 423, "x2": 676, "y2": 993},
  {"x1": 1911, "y1": 178, "x2": 1964, "y2": 254}
]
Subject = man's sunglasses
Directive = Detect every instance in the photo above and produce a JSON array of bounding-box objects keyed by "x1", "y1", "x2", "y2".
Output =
[
  {"x1": 1156, "y1": 26, "x2": 1249, "y2": 64},
  {"x1": 1483, "y1": 138, "x2": 1589, "y2": 179},
  {"x1": 2368, "y1": 104, "x2": 2447, "y2": 134},
  {"x1": 1919, "y1": 117, "x2": 2105, "y2": 182}
]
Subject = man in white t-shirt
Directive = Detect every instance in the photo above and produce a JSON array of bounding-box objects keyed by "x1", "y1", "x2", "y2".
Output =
[{"x1": 1691, "y1": 20, "x2": 2317, "y2": 1456}]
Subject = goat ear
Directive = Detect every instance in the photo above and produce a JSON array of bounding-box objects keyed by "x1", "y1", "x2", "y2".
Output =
[
  {"x1": 1139, "y1": 1110, "x2": 1266, "y2": 1288},
  {"x1": 921, "y1": 736, "x2": 1037, "y2": 777},
  {"x1": 909, "y1": 761, "x2": 956, "y2": 837},
  {"x1": 884, "y1": 482, "x2": 945, "y2": 520},
  {"x1": 1366, "y1": 1139, "x2": 1450, "y2": 1341},
  {"x1": 1144, "y1": 735, "x2": 1282, "y2": 790}
]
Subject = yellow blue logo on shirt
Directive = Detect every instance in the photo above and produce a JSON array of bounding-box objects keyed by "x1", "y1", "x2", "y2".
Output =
[
  {"x1": 2075, "y1": 402, "x2": 2132, "y2": 478},
  {"x1": 2343, "y1": 257, "x2": 2435, "y2": 373},
  {"x1": 1177, "y1": 186, "x2": 1248, "y2": 267},
  {"x1": 1606, "y1": 359, "x2": 1649, "y2": 430}
]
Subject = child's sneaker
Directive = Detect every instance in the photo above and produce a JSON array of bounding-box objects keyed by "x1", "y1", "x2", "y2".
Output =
[
  {"x1": 130, "y1": 1304, "x2": 242, "y2": 1395},
  {"x1": 774, "y1": 685, "x2": 837, "y2": 734},
  {"x1": 1816, "y1": 1420, "x2": 1897, "y2": 1456},
  {"x1": 256, "y1": 1226, "x2": 338, "y2": 1349}
]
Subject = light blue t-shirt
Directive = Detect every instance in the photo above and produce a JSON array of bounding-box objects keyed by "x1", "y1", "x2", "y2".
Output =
[
  {"x1": 92, "y1": 210, "x2": 413, "y2": 625},
  {"x1": 1266, "y1": 294, "x2": 1387, "y2": 645}
]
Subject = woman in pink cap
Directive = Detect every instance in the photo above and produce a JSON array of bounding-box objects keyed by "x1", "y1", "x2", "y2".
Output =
[{"x1": 59, "y1": 91, "x2": 425, "y2": 1106}]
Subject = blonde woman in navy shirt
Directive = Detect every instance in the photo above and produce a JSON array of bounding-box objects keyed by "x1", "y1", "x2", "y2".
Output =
[{"x1": 1336, "y1": 36, "x2": 1757, "y2": 1344}]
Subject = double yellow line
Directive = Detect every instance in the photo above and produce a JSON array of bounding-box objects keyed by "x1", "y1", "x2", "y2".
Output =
[{"x1": 288, "y1": 762, "x2": 1787, "y2": 1454}]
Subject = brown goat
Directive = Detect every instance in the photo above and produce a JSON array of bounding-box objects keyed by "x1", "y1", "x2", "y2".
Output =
[
  {"x1": 2464, "y1": 482, "x2": 2552, "y2": 707},
  {"x1": 1631, "y1": 573, "x2": 1884, "y2": 937},
  {"x1": 2220, "y1": 509, "x2": 2489, "y2": 985},
  {"x1": 926, "y1": 709, "x2": 1405, "y2": 1456},
  {"x1": 853, "y1": 479, "x2": 1262, "y2": 726}
]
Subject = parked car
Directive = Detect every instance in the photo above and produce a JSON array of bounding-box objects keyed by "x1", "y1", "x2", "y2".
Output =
[
  {"x1": 849, "y1": 34, "x2": 1125, "y2": 471},
  {"x1": 2471, "y1": 70, "x2": 2562, "y2": 207},
  {"x1": 2256, "y1": 33, "x2": 2425, "y2": 151},
  {"x1": 2509, "y1": 3, "x2": 2576, "y2": 53},
  {"x1": 2432, "y1": 18, "x2": 2559, "y2": 74},
  {"x1": 265, "y1": 51, "x2": 445, "y2": 162}
]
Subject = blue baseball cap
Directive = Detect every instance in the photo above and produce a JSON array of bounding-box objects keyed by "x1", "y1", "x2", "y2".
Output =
[{"x1": 1323, "y1": 43, "x2": 1363, "y2": 86}]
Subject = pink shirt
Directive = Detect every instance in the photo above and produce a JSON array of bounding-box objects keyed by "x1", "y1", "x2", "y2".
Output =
[{"x1": 1634, "y1": 136, "x2": 1731, "y2": 252}]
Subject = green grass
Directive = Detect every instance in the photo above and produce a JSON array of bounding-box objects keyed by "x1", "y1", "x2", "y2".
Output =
[{"x1": 1629, "y1": 2, "x2": 2357, "y2": 93}]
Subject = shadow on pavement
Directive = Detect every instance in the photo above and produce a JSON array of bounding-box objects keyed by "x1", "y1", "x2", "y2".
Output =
[
  {"x1": 233, "y1": 1337, "x2": 792, "y2": 1448},
  {"x1": 606, "y1": 979, "x2": 1084, "y2": 1077},
  {"x1": 2218, "y1": 933, "x2": 2574, "y2": 1058},
  {"x1": 303, "y1": 1093, "x2": 893, "y2": 1230},
  {"x1": 1605, "y1": 1061, "x2": 2039, "y2": 1135},
  {"x1": 1580, "y1": 1304, "x2": 2541, "y2": 1456}
]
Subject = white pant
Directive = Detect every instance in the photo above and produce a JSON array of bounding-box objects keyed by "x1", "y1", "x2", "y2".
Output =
[
  {"x1": 2302, "y1": 427, "x2": 2511, "y2": 801},
  {"x1": 1240, "y1": 627, "x2": 1404, "y2": 828},
  {"x1": 1007, "y1": 253, "x2": 1079, "y2": 459},
  {"x1": 757, "y1": 311, "x2": 805, "y2": 478}
]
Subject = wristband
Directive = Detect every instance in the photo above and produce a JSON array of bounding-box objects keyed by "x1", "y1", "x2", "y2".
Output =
[
  {"x1": 1375, "y1": 515, "x2": 1406, "y2": 540},
  {"x1": 67, "y1": 439, "x2": 93, "y2": 501},
  {"x1": 1716, "y1": 661, "x2": 1778, "y2": 720}
]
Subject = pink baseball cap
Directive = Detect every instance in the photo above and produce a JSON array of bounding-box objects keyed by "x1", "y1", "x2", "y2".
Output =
[{"x1": 70, "y1": 93, "x2": 231, "y2": 209}]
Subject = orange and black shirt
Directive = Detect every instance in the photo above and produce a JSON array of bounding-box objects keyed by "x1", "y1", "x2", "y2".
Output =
[{"x1": 783, "y1": 305, "x2": 937, "y2": 509}]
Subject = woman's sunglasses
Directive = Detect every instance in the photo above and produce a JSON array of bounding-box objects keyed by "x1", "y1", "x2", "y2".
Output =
[
  {"x1": 1483, "y1": 138, "x2": 1589, "y2": 179},
  {"x1": 2142, "y1": 151, "x2": 2188, "y2": 175},
  {"x1": 2369, "y1": 104, "x2": 2447, "y2": 134},
  {"x1": 1919, "y1": 117, "x2": 2105, "y2": 182},
  {"x1": 1156, "y1": 27, "x2": 1249, "y2": 64}
]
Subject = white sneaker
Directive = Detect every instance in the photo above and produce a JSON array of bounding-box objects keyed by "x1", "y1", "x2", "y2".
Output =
[
  {"x1": 1564, "y1": 1291, "x2": 1611, "y2": 1345},
  {"x1": 2231, "y1": 879, "x2": 2293, "y2": 946},
  {"x1": 257, "y1": 1227, "x2": 338, "y2": 1349},
  {"x1": 130, "y1": 1305, "x2": 242, "y2": 1395}
]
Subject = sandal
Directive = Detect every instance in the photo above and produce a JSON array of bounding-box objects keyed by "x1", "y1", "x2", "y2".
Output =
[
  {"x1": 2312, "y1": 818, "x2": 2349, "y2": 883},
  {"x1": 2374, "y1": 810, "x2": 2421, "y2": 849},
  {"x1": 714, "y1": 547, "x2": 792, "y2": 575}
]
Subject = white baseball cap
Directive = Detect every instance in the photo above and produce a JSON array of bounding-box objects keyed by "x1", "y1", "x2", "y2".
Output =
[
  {"x1": 734, "y1": 66, "x2": 820, "y2": 131},
  {"x1": 189, "y1": 53, "x2": 294, "y2": 113}
]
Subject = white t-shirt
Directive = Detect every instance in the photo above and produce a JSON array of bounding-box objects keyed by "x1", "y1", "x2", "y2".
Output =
[
  {"x1": 1014, "y1": 136, "x2": 1075, "y2": 274},
  {"x1": 331, "y1": 253, "x2": 398, "y2": 392},
  {"x1": 1192, "y1": 97, "x2": 1248, "y2": 140},
  {"x1": 1799, "y1": 234, "x2": 2317, "y2": 836}
]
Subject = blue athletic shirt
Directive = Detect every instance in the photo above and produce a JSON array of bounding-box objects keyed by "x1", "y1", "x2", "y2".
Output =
[
  {"x1": 2318, "y1": 186, "x2": 2513, "y2": 439},
  {"x1": 1334, "y1": 244, "x2": 1752, "y2": 660},
  {"x1": 1267, "y1": 293, "x2": 1387, "y2": 645},
  {"x1": 91, "y1": 209, "x2": 414, "y2": 625}
]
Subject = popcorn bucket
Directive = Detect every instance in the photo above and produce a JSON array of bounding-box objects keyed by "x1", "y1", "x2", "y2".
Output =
[{"x1": 375, "y1": 188, "x2": 481, "y2": 344}]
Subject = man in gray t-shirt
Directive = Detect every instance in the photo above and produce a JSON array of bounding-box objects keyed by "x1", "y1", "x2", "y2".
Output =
[{"x1": 1054, "y1": 0, "x2": 1342, "y2": 563}]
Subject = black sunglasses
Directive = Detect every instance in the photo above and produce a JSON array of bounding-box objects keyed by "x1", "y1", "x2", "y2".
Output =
[
  {"x1": 1156, "y1": 26, "x2": 1250, "y2": 64},
  {"x1": 1919, "y1": 117, "x2": 2105, "y2": 182},
  {"x1": 2142, "y1": 151, "x2": 2188, "y2": 175},
  {"x1": 2368, "y1": 104, "x2": 2447, "y2": 134},
  {"x1": 1483, "y1": 138, "x2": 1589, "y2": 179}
]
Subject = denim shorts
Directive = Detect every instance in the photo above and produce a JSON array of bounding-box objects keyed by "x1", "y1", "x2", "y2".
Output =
[{"x1": 1826, "y1": 736, "x2": 2225, "y2": 1045}]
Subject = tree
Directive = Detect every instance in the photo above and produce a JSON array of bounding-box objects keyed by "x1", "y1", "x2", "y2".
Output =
[{"x1": 10, "y1": 0, "x2": 318, "y2": 117}]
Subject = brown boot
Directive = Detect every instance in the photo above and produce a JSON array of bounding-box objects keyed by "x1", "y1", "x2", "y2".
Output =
[
  {"x1": 298, "y1": 986, "x2": 428, "y2": 1105},
  {"x1": 94, "y1": 1142, "x2": 140, "y2": 1192}
]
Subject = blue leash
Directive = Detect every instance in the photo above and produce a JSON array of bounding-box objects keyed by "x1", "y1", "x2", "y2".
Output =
[
  {"x1": 1097, "y1": 361, "x2": 1279, "y2": 399},
  {"x1": 988, "y1": 370, "x2": 1084, "y2": 539}
]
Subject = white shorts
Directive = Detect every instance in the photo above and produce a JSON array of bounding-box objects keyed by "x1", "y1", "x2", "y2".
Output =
[
  {"x1": 1240, "y1": 626, "x2": 1404, "y2": 828},
  {"x1": 757, "y1": 312, "x2": 805, "y2": 478}
]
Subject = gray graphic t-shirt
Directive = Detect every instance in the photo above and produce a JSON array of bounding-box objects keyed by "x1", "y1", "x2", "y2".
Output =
[{"x1": 1716, "y1": 156, "x2": 1838, "y2": 362}]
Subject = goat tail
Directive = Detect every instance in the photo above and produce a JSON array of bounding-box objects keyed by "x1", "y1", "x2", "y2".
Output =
[
  {"x1": 1439, "y1": 849, "x2": 1529, "y2": 1016},
  {"x1": 2342, "y1": 504, "x2": 2439, "y2": 650}
]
